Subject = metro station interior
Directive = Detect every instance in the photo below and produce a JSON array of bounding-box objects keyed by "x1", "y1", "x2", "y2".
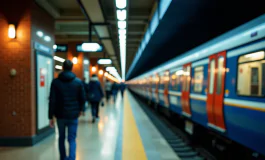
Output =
[{"x1": 0, "y1": 0, "x2": 265, "y2": 160}]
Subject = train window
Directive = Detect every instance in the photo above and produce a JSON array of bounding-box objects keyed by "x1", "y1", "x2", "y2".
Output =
[
  {"x1": 209, "y1": 59, "x2": 215, "y2": 94},
  {"x1": 216, "y1": 57, "x2": 224, "y2": 94},
  {"x1": 171, "y1": 70, "x2": 183, "y2": 90},
  {"x1": 237, "y1": 51, "x2": 265, "y2": 96},
  {"x1": 194, "y1": 66, "x2": 204, "y2": 93}
]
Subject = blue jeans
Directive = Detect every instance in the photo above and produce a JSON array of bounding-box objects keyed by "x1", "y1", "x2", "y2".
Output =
[
  {"x1": 57, "y1": 119, "x2": 78, "y2": 160},
  {"x1": 90, "y1": 102, "x2": 99, "y2": 118}
]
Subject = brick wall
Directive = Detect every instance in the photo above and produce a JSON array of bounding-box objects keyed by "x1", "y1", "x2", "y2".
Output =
[
  {"x1": 67, "y1": 42, "x2": 84, "y2": 79},
  {"x1": 0, "y1": 1, "x2": 54, "y2": 138}
]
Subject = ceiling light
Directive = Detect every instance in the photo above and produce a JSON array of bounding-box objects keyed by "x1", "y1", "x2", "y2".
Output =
[
  {"x1": 118, "y1": 21, "x2": 126, "y2": 29},
  {"x1": 55, "y1": 65, "x2": 62, "y2": 70},
  {"x1": 106, "y1": 67, "x2": 116, "y2": 72},
  {"x1": 53, "y1": 45, "x2": 57, "y2": 50},
  {"x1": 84, "y1": 60, "x2": 89, "y2": 65},
  {"x1": 36, "y1": 31, "x2": 43, "y2": 37},
  {"x1": 119, "y1": 34, "x2": 126, "y2": 40},
  {"x1": 8, "y1": 24, "x2": 16, "y2": 39},
  {"x1": 53, "y1": 56, "x2": 65, "y2": 62},
  {"x1": 72, "y1": 57, "x2": 78, "y2": 64},
  {"x1": 44, "y1": 36, "x2": 51, "y2": 42},
  {"x1": 99, "y1": 70, "x2": 104, "y2": 75},
  {"x1": 92, "y1": 66, "x2": 97, "y2": 72},
  {"x1": 116, "y1": 0, "x2": 126, "y2": 9},
  {"x1": 117, "y1": 10, "x2": 127, "y2": 21},
  {"x1": 98, "y1": 59, "x2": 112, "y2": 65},
  {"x1": 81, "y1": 42, "x2": 101, "y2": 52},
  {"x1": 118, "y1": 29, "x2": 126, "y2": 35}
]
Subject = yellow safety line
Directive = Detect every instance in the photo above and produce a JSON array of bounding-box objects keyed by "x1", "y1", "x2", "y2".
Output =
[{"x1": 122, "y1": 92, "x2": 147, "y2": 160}]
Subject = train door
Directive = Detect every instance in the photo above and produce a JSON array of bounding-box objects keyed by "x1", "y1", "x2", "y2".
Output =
[
  {"x1": 206, "y1": 51, "x2": 226, "y2": 132},
  {"x1": 149, "y1": 76, "x2": 152, "y2": 100},
  {"x1": 164, "y1": 71, "x2": 170, "y2": 107},
  {"x1": 155, "y1": 74, "x2": 160, "y2": 103},
  {"x1": 181, "y1": 63, "x2": 192, "y2": 117}
]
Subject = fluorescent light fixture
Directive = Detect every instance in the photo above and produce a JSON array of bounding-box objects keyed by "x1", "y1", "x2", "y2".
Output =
[
  {"x1": 116, "y1": 0, "x2": 126, "y2": 9},
  {"x1": 44, "y1": 36, "x2": 51, "y2": 42},
  {"x1": 53, "y1": 56, "x2": 65, "y2": 63},
  {"x1": 84, "y1": 60, "x2": 89, "y2": 65},
  {"x1": 117, "y1": 10, "x2": 127, "y2": 21},
  {"x1": 53, "y1": 45, "x2": 57, "y2": 50},
  {"x1": 72, "y1": 57, "x2": 78, "y2": 64},
  {"x1": 118, "y1": 29, "x2": 126, "y2": 35},
  {"x1": 8, "y1": 24, "x2": 16, "y2": 39},
  {"x1": 106, "y1": 67, "x2": 116, "y2": 72},
  {"x1": 98, "y1": 59, "x2": 112, "y2": 65},
  {"x1": 119, "y1": 34, "x2": 126, "y2": 40},
  {"x1": 81, "y1": 42, "x2": 101, "y2": 52},
  {"x1": 36, "y1": 31, "x2": 43, "y2": 37},
  {"x1": 118, "y1": 21, "x2": 126, "y2": 29},
  {"x1": 55, "y1": 65, "x2": 62, "y2": 70}
]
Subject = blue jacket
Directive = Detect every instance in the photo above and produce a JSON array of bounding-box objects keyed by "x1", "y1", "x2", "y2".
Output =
[
  {"x1": 87, "y1": 77, "x2": 104, "y2": 102},
  {"x1": 49, "y1": 71, "x2": 86, "y2": 119}
]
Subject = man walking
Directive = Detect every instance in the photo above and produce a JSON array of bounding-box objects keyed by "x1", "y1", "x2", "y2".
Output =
[{"x1": 49, "y1": 60, "x2": 86, "y2": 160}]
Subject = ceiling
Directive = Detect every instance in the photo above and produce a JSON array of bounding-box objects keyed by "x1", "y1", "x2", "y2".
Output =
[{"x1": 36, "y1": 0, "x2": 156, "y2": 75}]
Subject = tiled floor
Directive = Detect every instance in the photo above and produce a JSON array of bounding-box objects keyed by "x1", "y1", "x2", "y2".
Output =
[{"x1": 0, "y1": 91, "x2": 179, "y2": 160}]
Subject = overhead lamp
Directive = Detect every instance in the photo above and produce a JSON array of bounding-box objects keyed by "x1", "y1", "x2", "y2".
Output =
[
  {"x1": 53, "y1": 45, "x2": 57, "y2": 50},
  {"x1": 92, "y1": 66, "x2": 97, "y2": 72},
  {"x1": 36, "y1": 31, "x2": 43, "y2": 37},
  {"x1": 53, "y1": 56, "x2": 65, "y2": 63},
  {"x1": 118, "y1": 29, "x2": 126, "y2": 35},
  {"x1": 44, "y1": 36, "x2": 51, "y2": 42},
  {"x1": 118, "y1": 21, "x2": 126, "y2": 29},
  {"x1": 81, "y1": 42, "x2": 101, "y2": 52},
  {"x1": 55, "y1": 65, "x2": 62, "y2": 70},
  {"x1": 8, "y1": 24, "x2": 16, "y2": 39},
  {"x1": 117, "y1": 10, "x2": 127, "y2": 21},
  {"x1": 119, "y1": 34, "x2": 126, "y2": 40},
  {"x1": 106, "y1": 67, "x2": 116, "y2": 72},
  {"x1": 104, "y1": 72, "x2": 109, "y2": 76},
  {"x1": 72, "y1": 57, "x2": 78, "y2": 64},
  {"x1": 116, "y1": 0, "x2": 126, "y2": 9},
  {"x1": 84, "y1": 60, "x2": 89, "y2": 65},
  {"x1": 98, "y1": 59, "x2": 112, "y2": 65},
  {"x1": 99, "y1": 70, "x2": 104, "y2": 75}
]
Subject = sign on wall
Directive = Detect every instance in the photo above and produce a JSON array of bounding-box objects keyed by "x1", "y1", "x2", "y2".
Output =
[{"x1": 54, "y1": 44, "x2": 68, "y2": 52}]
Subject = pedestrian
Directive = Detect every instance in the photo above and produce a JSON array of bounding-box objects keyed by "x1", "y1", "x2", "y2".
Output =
[
  {"x1": 111, "y1": 82, "x2": 119, "y2": 102},
  {"x1": 49, "y1": 59, "x2": 86, "y2": 160},
  {"x1": 119, "y1": 82, "x2": 126, "y2": 98},
  {"x1": 82, "y1": 77, "x2": 89, "y2": 109},
  {"x1": 105, "y1": 79, "x2": 112, "y2": 102},
  {"x1": 87, "y1": 74, "x2": 104, "y2": 123}
]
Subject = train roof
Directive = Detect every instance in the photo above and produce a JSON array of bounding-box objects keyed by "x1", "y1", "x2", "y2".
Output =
[{"x1": 130, "y1": 14, "x2": 265, "y2": 81}]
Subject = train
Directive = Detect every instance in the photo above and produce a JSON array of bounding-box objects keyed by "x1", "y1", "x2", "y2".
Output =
[{"x1": 128, "y1": 14, "x2": 265, "y2": 158}]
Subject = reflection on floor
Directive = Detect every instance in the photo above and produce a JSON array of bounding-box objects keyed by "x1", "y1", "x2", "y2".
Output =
[{"x1": 0, "y1": 91, "x2": 179, "y2": 160}]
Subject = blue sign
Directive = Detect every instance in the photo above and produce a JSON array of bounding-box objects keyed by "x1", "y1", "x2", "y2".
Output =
[{"x1": 54, "y1": 44, "x2": 68, "y2": 52}]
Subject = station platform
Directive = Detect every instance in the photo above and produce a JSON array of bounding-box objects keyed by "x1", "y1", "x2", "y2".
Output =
[{"x1": 0, "y1": 91, "x2": 180, "y2": 160}]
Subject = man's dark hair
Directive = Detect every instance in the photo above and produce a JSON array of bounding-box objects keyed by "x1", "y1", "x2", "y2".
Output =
[
  {"x1": 63, "y1": 60, "x2": 73, "y2": 71},
  {"x1": 92, "y1": 74, "x2": 97, "y2": 77}
]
